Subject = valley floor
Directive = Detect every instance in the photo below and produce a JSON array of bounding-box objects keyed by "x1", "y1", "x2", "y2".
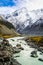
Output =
[{"x1": 7, "y1": 37, "x2": 43, "y2": 65}]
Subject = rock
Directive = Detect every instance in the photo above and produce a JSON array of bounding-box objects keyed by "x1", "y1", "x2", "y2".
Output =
[
  {"x1": 13, "y1": 47, "x2": 21, "y2": 53},
  {"x1": 14, "y1": 48, "x2": 21, "y2": 53},
  {"x1": 0, "y1": 62, "x2": 3, "y2": 65},
  {"x1": 38, "y1": 47, "x2": 43, "y2": 53},
  {"x1": 16, "y1": 44, "x2": 24, "y2": 50},
  {"x1": 19, "y1": 47, "x2": 24, "y2": 50},
  {"x1": 15, "y1": 55, "x2": 20, "y2": 58},
  {"x1": 30, "y1": 49, "x2": 38, "y2": 58},
  {"x1": 16, "y1": 44, "x2": 21, "y2": 48},
  {"x1": 31, "y1": 54, "x2": 38, "y2": 58},
  {"x1": 38, "y1": 58, "x2": 43, "y2": 62},
  {"x1": 10, "y1": 58, "x2": 21, "y2": 65},
  {"x1": 40, "y1": 52, "x2": 43, "y2": 55},
  {"x1": 0, "y1": 39, "x2": 13, "y2": 62},
  {"x1": 0, "y1": 38, "x2": 21, "y2": 65},
  {"x1": 11, "y1": 39, "x2": 15, "y2": 41}
]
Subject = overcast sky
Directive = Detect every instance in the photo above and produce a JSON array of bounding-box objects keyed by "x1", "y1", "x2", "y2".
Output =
[{"x1": 0, "y1": 0, "x2": 43, "y2": 14}]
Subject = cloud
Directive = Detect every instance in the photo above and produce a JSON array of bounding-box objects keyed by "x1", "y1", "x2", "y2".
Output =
[
  {"x1": 0, "y1": 6, "x2": 16, "y2": 14},
  {"x1": 0, "y1": 0, "x2": 43, "y2": 14},
  {"x1": 0, "y1": 0, "x2": 18, "y2": 14},
  {"x1": 13, "y1": 0, "x2": 43, "y2": 11}
]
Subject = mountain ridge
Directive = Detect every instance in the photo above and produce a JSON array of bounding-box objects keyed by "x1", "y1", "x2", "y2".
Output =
[{"x1": 0, "y1": 7, "x2": 43, "y2": 35}]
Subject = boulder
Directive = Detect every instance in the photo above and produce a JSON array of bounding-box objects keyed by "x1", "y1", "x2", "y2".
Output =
[
  {"x1": 16, "y1": 44, "x2": 24, "y2": 50},
  {"x1": 38, "y1": 58, "x2": 43, "y2": 62},
  {"x1": 30, "y1": 50, "x2": 38, "y2": 58}
]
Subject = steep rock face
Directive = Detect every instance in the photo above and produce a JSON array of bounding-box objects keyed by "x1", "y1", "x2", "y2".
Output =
[
  {"x1": 0, "y1": 16, "x2": 15, "y2": 29},
  {"x1": 21, "y1": 18, "x2": 43, "y2": 35}
]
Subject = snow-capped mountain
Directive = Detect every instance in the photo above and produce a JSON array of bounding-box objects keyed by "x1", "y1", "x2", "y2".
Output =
[
  {"x1": 6, "y1": 8, "x2": 31, "y2": 23},
  {"x1": 3, "y1": 7, "x2": 32, "y2": 32},
  {"x1": 0, "y1": 7, "x2": 43, "y2": 35},
  {"x1": 1, "y1": 8, "x2": 43, "y2": 23}
]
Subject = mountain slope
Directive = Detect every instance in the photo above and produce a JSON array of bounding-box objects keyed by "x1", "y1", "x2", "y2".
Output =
[
  {"x1": 0, "y1": 18, "x2": 20, "y2": 38},
  {"x1": 4, "y1": 7, "x2": 32, "y2": 31},
  {"x1": 21, "y1": 18, "x2": 43, "y2": 35},
  {"x1": 0, "y1": 16, "x2": 15, "y2": 29}
]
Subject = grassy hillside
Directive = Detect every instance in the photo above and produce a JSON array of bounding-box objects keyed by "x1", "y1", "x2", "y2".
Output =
[{"x1": 0, "y1": 18, "x2": 20, "y2": 38}]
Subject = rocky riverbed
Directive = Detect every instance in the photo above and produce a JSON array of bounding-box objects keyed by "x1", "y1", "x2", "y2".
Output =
[
  {"x1": 0, "y1": 38, "x2": 21, "y2": 65},
  {"x1": 0, "y1": 37, "x2": 43, "y2": 65},
  {"x1": 7, "y1": 37, "x2": 43, "y2": 65}
]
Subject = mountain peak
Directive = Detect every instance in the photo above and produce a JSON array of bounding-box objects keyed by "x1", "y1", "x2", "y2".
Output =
[{"x1": 0, "y1": 8, "x2": 43, "y2": 35}]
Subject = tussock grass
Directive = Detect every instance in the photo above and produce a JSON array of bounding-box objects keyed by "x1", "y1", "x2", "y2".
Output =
[
  {"x1": 26, "y1": 36, "x2": 43, "y2": 45},
  {"x1": 0, "y1": 34, "x2": 20, "y2": 39}
]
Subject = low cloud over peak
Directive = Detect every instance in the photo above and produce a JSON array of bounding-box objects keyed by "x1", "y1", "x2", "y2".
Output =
[{"x1": 0, "y1": 0, "x2": 43, "y2": 14}]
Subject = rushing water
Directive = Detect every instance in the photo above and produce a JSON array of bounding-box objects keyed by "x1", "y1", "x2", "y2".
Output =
[{"x1": 8, "y1": 37, "x2": 43, "y2": 65}]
